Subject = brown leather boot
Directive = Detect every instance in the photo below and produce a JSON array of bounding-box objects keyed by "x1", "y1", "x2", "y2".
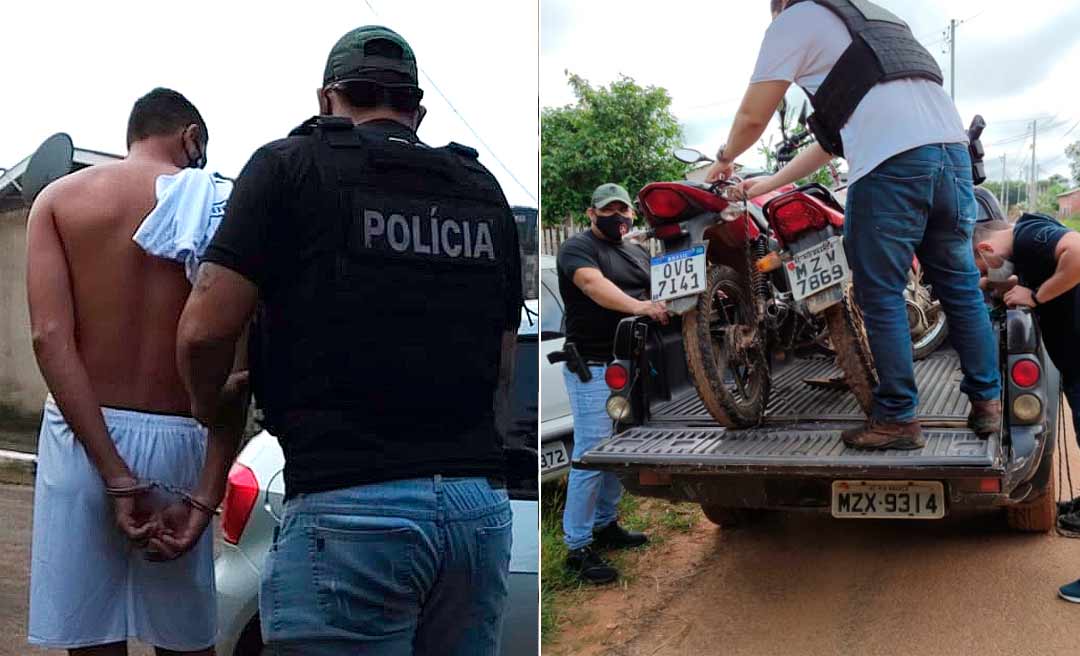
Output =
[
  {"x1": 841, "y1": 419, "x2": 926, "y2": 450},
  {"x1": 967, "y1": 399, "x2": 1002, "y2": 436}
]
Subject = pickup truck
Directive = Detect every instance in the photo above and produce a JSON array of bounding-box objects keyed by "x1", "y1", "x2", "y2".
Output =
[{"x1": 580, "y1": 236, "x2": 1062, "y2": 533}]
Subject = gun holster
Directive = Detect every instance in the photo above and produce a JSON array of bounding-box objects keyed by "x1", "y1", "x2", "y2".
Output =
[{"x1": 546, "y1": 342, "x2": 593, "y2": 383}]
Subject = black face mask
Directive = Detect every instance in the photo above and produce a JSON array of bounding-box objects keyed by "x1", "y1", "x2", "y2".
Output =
[
  {"x1": 182, "y1": 134, "x2": 206, "y2": 169},
  {"x1": 596, "y1": 213, "x2": 632, "y2": 241}
]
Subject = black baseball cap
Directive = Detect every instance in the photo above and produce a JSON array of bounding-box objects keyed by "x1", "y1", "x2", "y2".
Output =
[{"x1": 323, "y1": 26, "x2": 419, "y2": 88}]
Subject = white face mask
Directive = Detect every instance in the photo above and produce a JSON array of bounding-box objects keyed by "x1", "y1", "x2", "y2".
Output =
[{"x1": 986, "y1": 257, "x2": 1014, "y2": 283}]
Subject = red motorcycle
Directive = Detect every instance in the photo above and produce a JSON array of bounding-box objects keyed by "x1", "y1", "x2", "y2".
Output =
[{"x1": 638, "y1": 166, "x2": 872, "y2": 426}]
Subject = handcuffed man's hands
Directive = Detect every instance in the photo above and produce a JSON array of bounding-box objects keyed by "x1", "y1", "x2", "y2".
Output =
[{"x1": 144, "y1": 496, "x2": 215, "y2": 562}]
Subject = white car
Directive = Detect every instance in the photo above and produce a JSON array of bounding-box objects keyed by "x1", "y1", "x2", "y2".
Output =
[
  {"x1": 215, "y1": 303, "x2": 540, "y2": 655},
  {"x1": 540, "y1": 255, "x2": 573, "y2": 482}
]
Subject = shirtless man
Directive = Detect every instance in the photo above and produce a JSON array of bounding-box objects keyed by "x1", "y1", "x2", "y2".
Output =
[{"x1": 26, "y1": 87, "x2": 245, "y2": 656}]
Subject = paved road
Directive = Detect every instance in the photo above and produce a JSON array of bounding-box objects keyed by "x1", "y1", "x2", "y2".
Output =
[
  {"x1": 550, "y1": 423, "x2": 1080, "y2": 656},
  {"x1": 0, "y1": 484, "x2": 221, "y2": 656}
]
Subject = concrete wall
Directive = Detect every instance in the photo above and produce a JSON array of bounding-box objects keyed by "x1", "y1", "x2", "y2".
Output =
[{"x1": 0, "y1": 207, "x2": 46, "y2": 421}]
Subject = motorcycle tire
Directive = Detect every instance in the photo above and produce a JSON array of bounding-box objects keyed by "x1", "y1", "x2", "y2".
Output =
[
  {"x1": 823, "y1": 281, "x2": 876, "y2": 415},
  {"x1": 683, "y1": 264, "x2": 770, "y2": 427},
  {"x1": 912, "y1": 312, "x2": 949, "y2": 361}
]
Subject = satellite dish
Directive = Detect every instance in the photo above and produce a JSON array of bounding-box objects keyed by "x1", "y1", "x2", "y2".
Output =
[{"x1": 21, "y1": 133, "x2": 74, "y2": 204}]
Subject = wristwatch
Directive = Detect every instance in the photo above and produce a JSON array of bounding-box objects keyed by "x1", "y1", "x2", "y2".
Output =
[
  {"x1": 1031, "y1": 285, "x2": 1041, "y2": 307},
  {"x1": 715, "y1": 143, "x2": 732, "y2": 165}
]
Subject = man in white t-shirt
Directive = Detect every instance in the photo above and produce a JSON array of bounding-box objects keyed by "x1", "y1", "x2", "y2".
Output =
[{"x1": 705, "y1": 0, "x2": 1001, "y2": 450}]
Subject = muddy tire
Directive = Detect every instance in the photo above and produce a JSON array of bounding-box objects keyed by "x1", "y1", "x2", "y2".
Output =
[
  {"x1": 701, "y1": 505, "x2": 763, "y2": 529},
  {"x1": 1006, "y1": 461, "x2": 1058, "y2": 533},
  {"x1": 683, "y1": 265, "x2": 770, "y2": 427},
  {"x1": 824, "y1": 282, "x2": 876, "y2": 415}
]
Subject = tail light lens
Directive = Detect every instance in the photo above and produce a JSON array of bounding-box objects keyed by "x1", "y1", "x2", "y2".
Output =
[
  {"x1": 771, "y1": 198, "x2": 828, "y2": 243},
  {"x1": 641, "y1": 188, "x2": 690, "y2": 221},
  {"x1": 605, "y1": 363, "x2": 629, "y2": 390},
  {"x1": 221, "y1": 462, "x2": 260, "y2": 545},
  {"x1": 1012, "y1": 394, "x2": 1042, "y2": 422},
  {"x1": 1011, "y1": 360, "x2": 1040, "y2": 388}
]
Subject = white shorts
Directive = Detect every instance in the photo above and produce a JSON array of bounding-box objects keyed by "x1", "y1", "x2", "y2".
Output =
[{"x1": 28, "y1": 398, "x2": 216, "y2": 651}]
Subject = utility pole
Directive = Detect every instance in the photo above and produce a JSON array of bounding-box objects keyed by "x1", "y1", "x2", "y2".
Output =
[
  {"x1": 949, "y1": 19, "x2": 957, "y2": 100},
  {"x1": 1001, "y1": 154, "x2": 1007, "y2": 207},
  {"x1": 1031, "y1": 120, "x2": 1038, "y2": 209}
]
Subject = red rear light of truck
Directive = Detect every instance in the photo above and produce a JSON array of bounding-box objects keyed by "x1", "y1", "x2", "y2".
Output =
[
  {"x1": 605, "y1": 363, "x2": 629, "y2": 391},
  {"x1": 221, "y1": 463, "x2": 260, "y2": 545},
  {"x1": 1011, "y1": 360, "x2": 1040, "y2": 388}
]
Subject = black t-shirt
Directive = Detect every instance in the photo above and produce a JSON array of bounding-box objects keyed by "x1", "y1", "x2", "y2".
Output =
[
  {"x1": 1012, "y1": 213, "x2": 1080, "y2": 374},
  {"x1": 556, "y1": 230, "x2": 651, "y2": 361},
  {"x1": 203, "y1": 118, "x2": 521, "y2": 496}
]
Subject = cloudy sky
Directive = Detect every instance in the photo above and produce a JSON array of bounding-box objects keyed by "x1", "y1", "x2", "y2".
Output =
[
  {"x1": 0, "y1": 0, "x2": 538, "y2": 206},
  {"x1": 542, "y1": 0, "x2": 1080, "y2": 185}
]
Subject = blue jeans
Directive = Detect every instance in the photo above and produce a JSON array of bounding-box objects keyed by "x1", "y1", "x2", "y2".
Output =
[
  {"x1": 845, "y1": 143, "x2": 1001, "y2": 421},
  {"x1": 260, "y1": 476, "x2": 513, "y2": 656},
  {"x1": 562, "y1": 364, "x2": 622, "y2": 550}
]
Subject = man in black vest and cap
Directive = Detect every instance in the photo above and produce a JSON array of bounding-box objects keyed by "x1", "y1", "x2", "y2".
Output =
[
  {"x1": 175, "y1": 25, "x2": 522, "y2": 655},
  {"x1": 705, "y1": 0, "x2": 1001, "y2": 450}
]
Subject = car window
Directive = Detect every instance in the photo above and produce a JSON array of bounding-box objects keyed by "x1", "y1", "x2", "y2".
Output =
[{"x1": 540, "y1": 280, "x2": 564, "y2": 337}]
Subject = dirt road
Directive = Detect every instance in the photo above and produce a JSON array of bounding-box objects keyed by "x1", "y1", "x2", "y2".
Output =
[{"x1": 548, "y1": 427, "x2": 1080, "y2": 656}]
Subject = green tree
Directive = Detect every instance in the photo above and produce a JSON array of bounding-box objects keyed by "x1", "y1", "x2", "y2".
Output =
[
  {"x1": 541, "y1": 73, "x2": 689, "y2": 226},
  {"x1": 1067, "y1": 141, "x2": 1080, "y2": 186}
]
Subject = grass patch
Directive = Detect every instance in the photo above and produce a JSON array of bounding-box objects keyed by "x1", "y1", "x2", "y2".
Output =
[
  {"x1": 1062, "y1": 216, "x2": 1080, "y2": 232},
  {"x1": 541, "y1": 478, "x2": 699, "y2": 645}
]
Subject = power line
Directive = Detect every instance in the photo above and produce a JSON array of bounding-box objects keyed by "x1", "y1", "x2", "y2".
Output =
[{"x1": 362, "y1": 0, "x2": 537, "y2": 204}]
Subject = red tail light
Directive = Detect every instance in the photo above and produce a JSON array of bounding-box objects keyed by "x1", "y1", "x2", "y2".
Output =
[
  {"x1": 771, "y1": 197, "x2": 828, "y2": 243},
  {"x1": 221, "y1": 462, "x2": 260, "y2": 545},
  {"x1": 1011, "y1": 360, "x2": 1040, "y2": 388},
  {"x1": 641, "y1": 188, "x2": 689, "y2": 220},
  {"x1": 605, "y1": 364, "x2": 629, "y2": 391}
]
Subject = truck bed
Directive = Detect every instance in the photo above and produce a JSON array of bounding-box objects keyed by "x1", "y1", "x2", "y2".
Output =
[
  {"x1": 580, "y1": 349, "x2": 1002, "y2": 475},
  {"x1": 651, "y1": 349, "x2": 970, "y2": 427}
]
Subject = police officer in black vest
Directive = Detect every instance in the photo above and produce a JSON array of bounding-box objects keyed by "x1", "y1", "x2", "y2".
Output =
[
  {"x1": 707, "y1": 0, "x2": 1001, "y2": 450},
  {"x1": 176, "y1": 26, "x2": 522, "y2": 655}
]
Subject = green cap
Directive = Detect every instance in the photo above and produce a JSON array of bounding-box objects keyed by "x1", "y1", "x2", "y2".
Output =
[
  {"x1": 591, "y1": 183, "x2": 633, "y2": 210},
  {"x1": 323, "y1": 25, "x2": 418, "y2": 87}
]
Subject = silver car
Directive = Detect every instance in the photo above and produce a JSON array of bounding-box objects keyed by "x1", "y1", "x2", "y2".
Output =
[
  {"x1": 540, "y1": 255, "x2": 572, "y2": 482},
  {"x1": 215, "y1": 303, "x2": 540, "y2": 655}
]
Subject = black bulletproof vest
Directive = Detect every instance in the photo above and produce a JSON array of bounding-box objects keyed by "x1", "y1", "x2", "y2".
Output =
[
  {"x1": 252, "y1": 118, "x2": 511, "y2": 450},
  {"x1": 787, "y1": 0, "x2": 944, "y2": 156}
]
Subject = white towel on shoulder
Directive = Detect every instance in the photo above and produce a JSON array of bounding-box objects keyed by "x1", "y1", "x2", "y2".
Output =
[{"x1": 133, "y1": 169, "x2": 233, "y2": 282}]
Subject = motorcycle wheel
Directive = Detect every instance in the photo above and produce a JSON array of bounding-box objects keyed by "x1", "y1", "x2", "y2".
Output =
[
  {"x1": 909, "y1": 277, "x2": 949, "y2": 361},
  {"x1": 683, "y1": 264, "x2": 770, "y2": 427},
  {"x1": 823, "y1": 281, "x2": 876, "y2": 415}
]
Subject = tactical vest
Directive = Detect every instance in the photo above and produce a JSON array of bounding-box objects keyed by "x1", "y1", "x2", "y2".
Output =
[
  {"x1": 251, "y1": 117, "x2": 514, "y2": 453},
  {"x1": 787, "y1": 0, "x2": 944, "y2": 157}
]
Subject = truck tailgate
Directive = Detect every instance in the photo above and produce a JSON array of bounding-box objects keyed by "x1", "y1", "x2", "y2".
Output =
[
  {"x1": 578, "y1": 426, "x2": 1002, "y2": 475},
  {"x1": 582, "y1": 349, "x2": 1005, "y2": 477}
]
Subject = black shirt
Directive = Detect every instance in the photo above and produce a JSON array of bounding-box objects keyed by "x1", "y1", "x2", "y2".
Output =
[
  {"x1": 203, "y1": 118, "x2": 521, "y2": 496},
  {"x1": 556, "y1": 230, "x2": 651, "y2": 361},
  {"x1": 1012, "y1": 213, "x2": 1080, "y2": 375}
]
